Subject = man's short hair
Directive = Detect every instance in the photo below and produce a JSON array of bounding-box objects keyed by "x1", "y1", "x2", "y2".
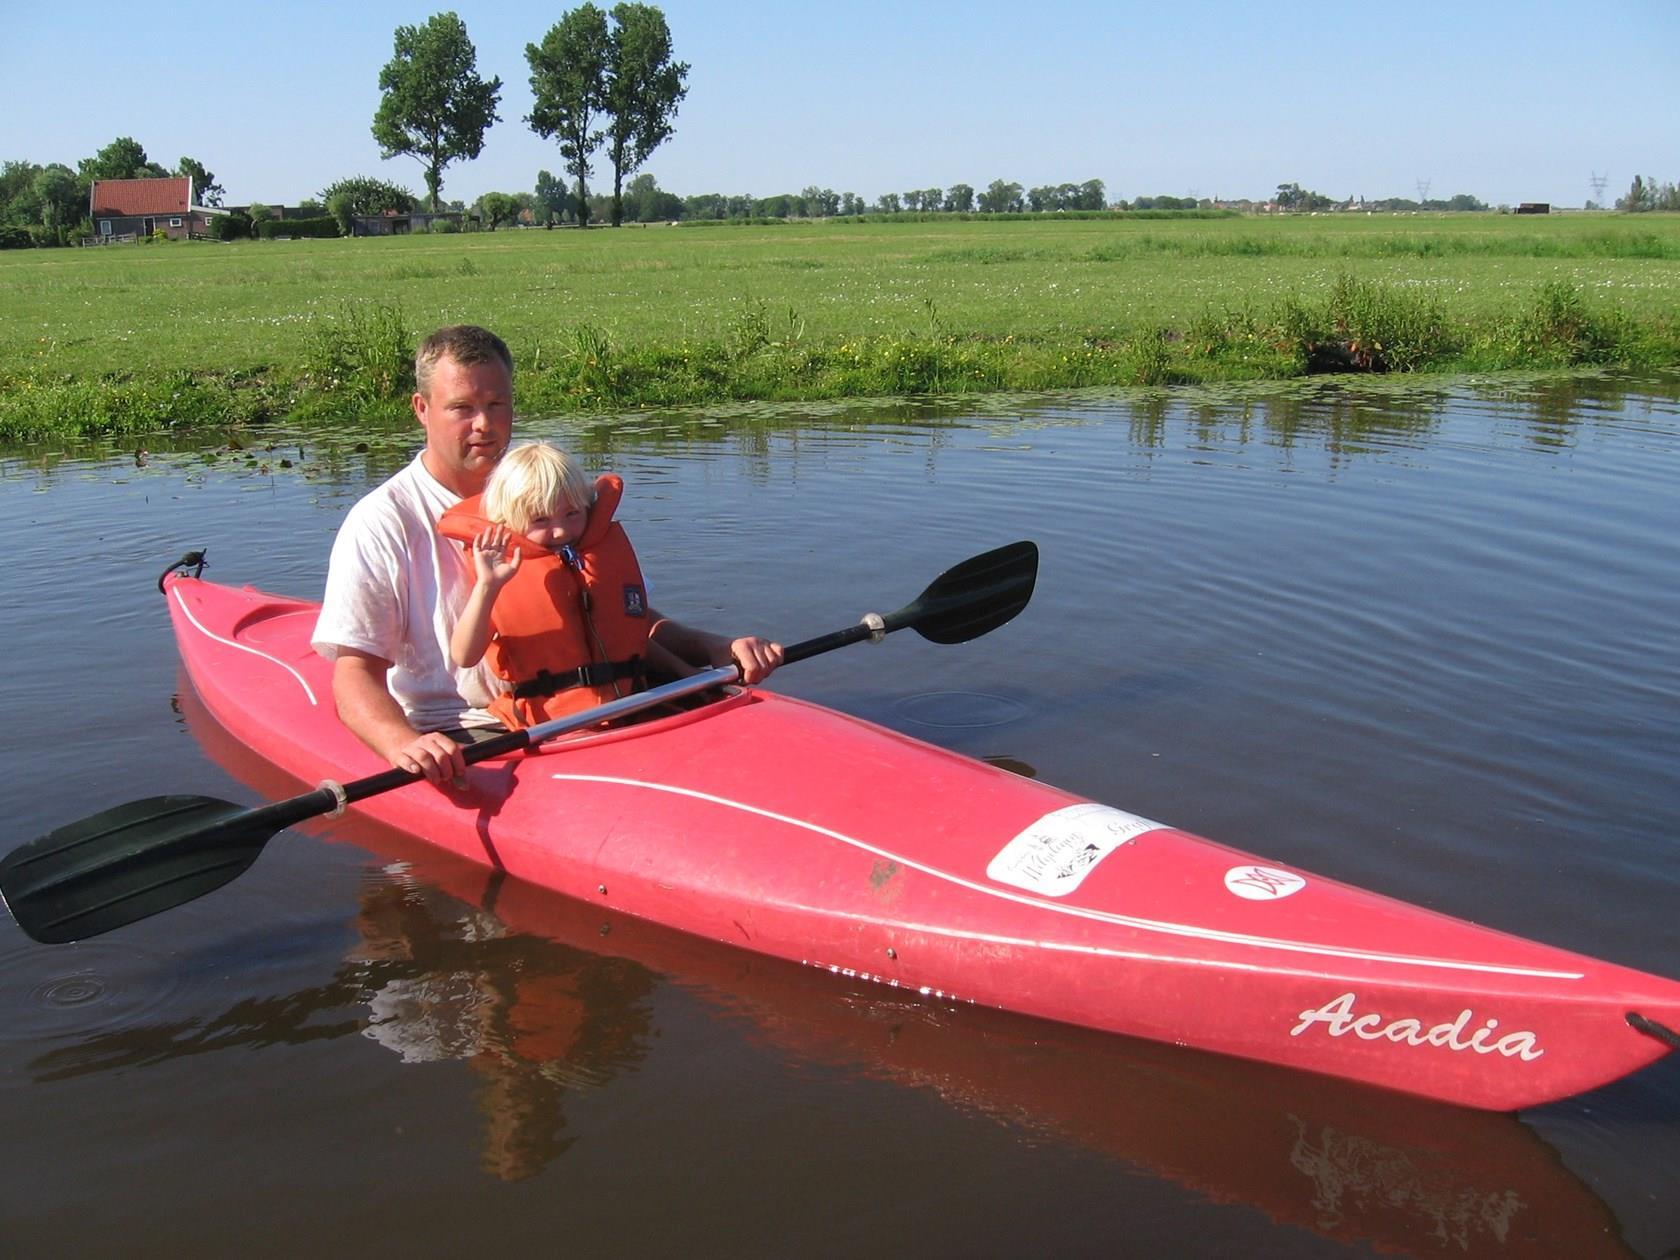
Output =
[{"x1": 415, "y1": 325, "x2": 514, "y2": 397}]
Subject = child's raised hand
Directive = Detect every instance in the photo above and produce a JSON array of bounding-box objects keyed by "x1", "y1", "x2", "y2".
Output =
[{"x1": 471, "y1": 525, "x2": 522, "y2": 588}]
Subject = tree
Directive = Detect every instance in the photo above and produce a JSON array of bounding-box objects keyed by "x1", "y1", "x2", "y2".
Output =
[
  {"x1": 603, "y1": 3, "x2": 688, "y2": 226},
  {"x1": 1619, "y1": 175, "x2": 1650, "y2": 212},
  {"x1": 801, "y1": 186, "x2": 840, "y2": 217},
  {"x1": 944, "y1": 183, "x2": 974, "y2": 213},
  {"x1": 175, "y1": 157, "x2": 224, "y2": 206},
  {"x1": 876, "y1": 192, "x2": 902, "y2": 214},
  {"x1": 534, "y1": 169, "x2": 573, "y2": 223},
  {"x1": 79, "y1": 137, "x2": 167, "y2": 183},
  {"x1": 622, "y1": 172, "x2": 682, "y2": 221},
  {"x1": 978, "y1": 179, "x2": 1023, "y2": 213},
  {"x1": 1274, "y1": 182, "x2": 1333, "y2": 211},
  {"x1": 318, "y1": 175, "x2": 417, "y2": 234},
  {"x1": 682, "y1": 192, "x2": 721, "y2": 219},
  {"x1": 1078, "y1": 179, "x2": 1105, "y2": 210},
  {"x1": 373, "y1": 12, "x2": 502, "y2": 211},
  {"x1": 475, "y1": 191, "x2": 525, "y2": 229},
  {"x1": 33, "y1": 164, "x2": 79, "y2": 229},
  {"x1": 1, "y1": 160, "x2": 43, "y2": 226},
  {"x1": 527, "y1": 5, "x2": 612, "y2": 228}
]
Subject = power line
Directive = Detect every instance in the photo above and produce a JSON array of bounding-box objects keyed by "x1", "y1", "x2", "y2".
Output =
[
  {"x1": 1589, "y1": 171, "x2": 1609, "y2": 205},
  {"x1": 1416, "y1": 177, "x2": 1432, "y2": 205}
]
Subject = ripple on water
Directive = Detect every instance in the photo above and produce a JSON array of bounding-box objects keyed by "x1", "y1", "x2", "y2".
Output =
[
  {"x1": 893, "y1": 690, "x2": 1028, "y2": 729},
  {"x1": 0, "y1": 940, "x2": 199, "y2": 1045}
]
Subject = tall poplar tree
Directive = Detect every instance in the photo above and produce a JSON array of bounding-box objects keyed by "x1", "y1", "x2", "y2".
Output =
[
  {"x1": 372, "y1": 12, "x2": 502, "y2": 212},
  {"x1": 175, "y1": 158, "x2": 224, "y2": 206},
  {"x1": 526, "y1": 5, "x2": 612, "y2": 228},
  {"x1": 604, "y1": 4, "x2": 688, "y2": 226}
]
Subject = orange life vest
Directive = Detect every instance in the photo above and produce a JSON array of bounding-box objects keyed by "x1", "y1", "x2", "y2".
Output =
[{"x1": 440, "y1": 474, "x2": 651, "y2": 729}]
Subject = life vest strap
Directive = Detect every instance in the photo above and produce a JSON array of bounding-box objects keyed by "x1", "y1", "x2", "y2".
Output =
[{"x1": 512, "y1": 658, "x2": 644, "y2": 700}]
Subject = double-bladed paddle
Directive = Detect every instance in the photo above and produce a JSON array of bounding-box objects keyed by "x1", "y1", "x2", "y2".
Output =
[{"x1": 1, "y1": 540, "x2": 1037, "y2": 944}]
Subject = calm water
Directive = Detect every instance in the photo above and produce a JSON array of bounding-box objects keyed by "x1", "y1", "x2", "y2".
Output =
[{"x1": 3, "y1": 373, "x2": 1678, "y2": 1257}]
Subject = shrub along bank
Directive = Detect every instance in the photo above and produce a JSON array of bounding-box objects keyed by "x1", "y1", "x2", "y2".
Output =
[{"x1": 3, "y1": 275, "x2": 1671, "y2": 442}]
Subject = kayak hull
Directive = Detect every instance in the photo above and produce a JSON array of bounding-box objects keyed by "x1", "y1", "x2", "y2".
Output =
[{"x1": 164, "y1": 576, "x2": 1680, "y2": 1110}]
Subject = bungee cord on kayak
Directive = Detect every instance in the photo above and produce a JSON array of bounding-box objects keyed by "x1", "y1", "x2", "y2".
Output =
[
  {"x1": 1629, "y1": 1011, "x2": 1680, "y2": 1051},
  {"x1": 156, "y1": 548, "x2": 207, "y2": 593}
]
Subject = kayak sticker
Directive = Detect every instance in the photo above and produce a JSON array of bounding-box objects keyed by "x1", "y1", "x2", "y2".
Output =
[
  {"x1": 987, "y1": 803, "x2": 1159, "y2": 896},
  {"x1": 1224, "y1": 865, "x2": 1307, "y2": 901}
]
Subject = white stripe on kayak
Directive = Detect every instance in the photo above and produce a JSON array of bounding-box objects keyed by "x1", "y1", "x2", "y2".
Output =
[
  {"x1": 548, "y1": 772, "x2": 1585, "y2": 981},
  {"x1": 170, "y1": 587, "x2": 318, "y2": 706}
]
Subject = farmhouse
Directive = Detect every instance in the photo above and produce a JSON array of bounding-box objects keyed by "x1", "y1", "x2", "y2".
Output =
[{"x1": 89, "y1": 177, "x2": 223, "y2": 242}]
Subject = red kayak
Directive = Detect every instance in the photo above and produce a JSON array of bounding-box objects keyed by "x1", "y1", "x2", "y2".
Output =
[{"x1": 164, "y1": 573, "x2": 1680, "y2": 1110}]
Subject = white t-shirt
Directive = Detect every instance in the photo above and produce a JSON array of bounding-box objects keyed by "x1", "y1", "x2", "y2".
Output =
[{"x1": 312, "y1": 454, "x2": 501, "y2": 731}]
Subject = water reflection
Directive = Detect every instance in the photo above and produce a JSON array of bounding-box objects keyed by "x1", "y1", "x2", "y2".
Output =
[
  {"x1": 5, "y1": 370, "x2": 1675, "y2": 487},
  {"x1": 29, "y1": 869, "x2": 656, "y2": 1183}
]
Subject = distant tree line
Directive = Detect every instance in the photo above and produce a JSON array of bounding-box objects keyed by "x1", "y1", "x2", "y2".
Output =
[
  {"x1": 1618, "y1": 175, "x2": 1680, "y2": 212},
  {"x1": 9, "y1": 111, "x2": 1663, "y2": 249},
  {"x1": 484, "y1": 176, "x2": 1110, "y2": 225},
  {"x1": 1361, "y1": 194, "x2": 1488, "y2": 212},
  {"x1": 1272, "y1": 182, "x2": 1488, "y2": 213}
]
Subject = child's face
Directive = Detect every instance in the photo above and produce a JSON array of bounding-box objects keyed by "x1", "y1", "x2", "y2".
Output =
[{"x1": 523, "y1": 500, "x2": 588, "y2": 551}]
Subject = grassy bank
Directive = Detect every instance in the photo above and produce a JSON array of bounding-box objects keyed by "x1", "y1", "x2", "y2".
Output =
[{"x1": 3, "y1": 213, "x2": 1678, "y2": 440}]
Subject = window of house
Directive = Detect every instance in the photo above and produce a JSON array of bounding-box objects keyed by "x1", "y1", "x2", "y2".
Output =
[
  {"x1": 170, "y1": 217, "x2": 183, "y2": 227},
  {"x1": 100, "y1": 220, "x2": 112, "y2": 236}
]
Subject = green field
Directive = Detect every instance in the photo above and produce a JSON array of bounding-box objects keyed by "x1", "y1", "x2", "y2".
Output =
[{"x1": 4, "y1": 212, "x2": 1678, "y2": 439}]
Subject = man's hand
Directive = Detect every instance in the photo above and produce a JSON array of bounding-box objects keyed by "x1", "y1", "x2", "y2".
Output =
[
  {"x1": 387, "y1": 729, "x2": 468, "y2": 786},
  {"x1": 332, "y1": 651, "x2": 466, "y2": 786}
]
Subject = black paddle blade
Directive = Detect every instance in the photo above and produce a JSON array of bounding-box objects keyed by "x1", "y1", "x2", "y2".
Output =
[
  {"x1": 0, "y1": 795, "x2": 270, "y2": 944},
  {"x1": 900, "y1": 540, "x2": 1038, "y2": 645}
]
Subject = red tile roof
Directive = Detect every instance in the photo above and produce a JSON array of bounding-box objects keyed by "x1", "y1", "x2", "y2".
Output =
[{"x1": 90, "y1": 177, "x2": 193, "y2": 217}]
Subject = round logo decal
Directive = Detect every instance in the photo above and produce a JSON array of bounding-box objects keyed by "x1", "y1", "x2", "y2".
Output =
[{"x1": 1223, "y1": 864, "x2": 1307, "y2": 901}]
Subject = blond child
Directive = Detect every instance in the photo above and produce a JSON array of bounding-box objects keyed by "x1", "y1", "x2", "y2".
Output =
[{"x1": 443, "y1": 443, "x2": 780, "y2": 728}]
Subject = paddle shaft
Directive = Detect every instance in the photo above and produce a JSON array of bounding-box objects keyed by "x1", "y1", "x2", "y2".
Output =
[
  {"x1": 296, "y1": 614, "x2": 898, "y2": 818},
  {"x1": 286, "y1": 666, "x2": 739, "y2": 820}
]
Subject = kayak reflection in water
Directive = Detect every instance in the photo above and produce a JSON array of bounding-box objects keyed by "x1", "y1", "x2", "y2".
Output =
[
  {"x1": 348, "y1": 871, "x2": 656, "y2": 1181},
  {"x1": 26, "y1": 874, "x2": 657, "y2": 1184}
]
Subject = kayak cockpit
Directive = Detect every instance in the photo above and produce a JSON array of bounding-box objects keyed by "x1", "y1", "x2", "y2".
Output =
[{"x1": 523, "y1": 683, "x2": 755, "y2": 755}]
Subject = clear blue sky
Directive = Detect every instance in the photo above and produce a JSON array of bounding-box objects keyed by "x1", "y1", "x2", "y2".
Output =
[{"x1": 7, "y1": 1, "x2": 1676, "y2": 208}]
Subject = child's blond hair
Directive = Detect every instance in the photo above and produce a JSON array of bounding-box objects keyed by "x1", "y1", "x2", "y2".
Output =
[{"x1": 480, "y1": 443, "x2": 595, "y2": 535}]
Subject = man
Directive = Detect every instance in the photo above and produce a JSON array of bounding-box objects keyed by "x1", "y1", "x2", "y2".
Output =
[{"x1": 313, "y1": 325, "x2": 781, "y2": 785}]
